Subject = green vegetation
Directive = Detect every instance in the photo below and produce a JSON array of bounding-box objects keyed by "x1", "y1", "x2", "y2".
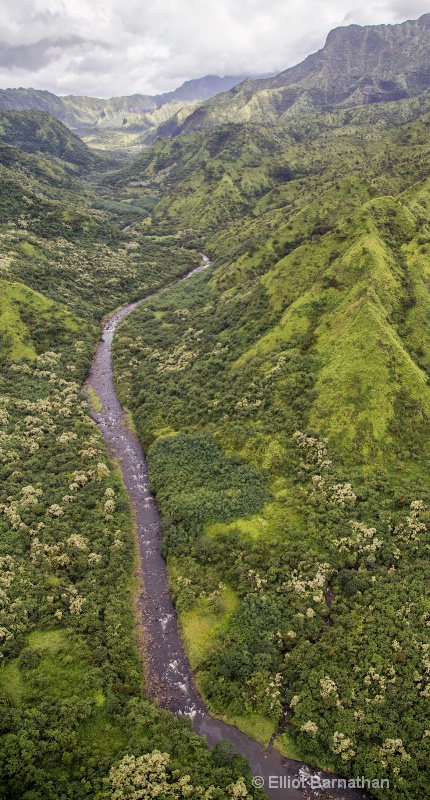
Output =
[
  {"x1": 0, "y1": 114, "x2": 258, "y2": 800},
  {"x1": 111, "y1": 101, "x2": 430, "y2": 798},
  {"x1": 0, "y1": 110, "x2": 103, "y2": 171},
  {"x1": 3, "y1": 16, "x2": 430, "y2": 796},
  {"x1": 181, "y1": 585, "x2": 239, "y2": 669}
]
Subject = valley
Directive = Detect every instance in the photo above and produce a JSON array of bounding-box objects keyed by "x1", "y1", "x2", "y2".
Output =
[{"x1": 0, "y1": 12, "x2": 430, "y2": 800}]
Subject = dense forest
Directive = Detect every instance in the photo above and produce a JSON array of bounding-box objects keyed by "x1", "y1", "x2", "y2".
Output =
[
  {"x1": 1, "y1": 13, "x2": 430, "y2": 800},
  {"x1": 0, "y1": 123, "x2": 258, "y2": 799}
]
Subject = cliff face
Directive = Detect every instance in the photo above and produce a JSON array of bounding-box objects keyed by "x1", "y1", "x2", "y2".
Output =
[{"x1": 169, "y1": 13, "x2": 430, "y2": 134}]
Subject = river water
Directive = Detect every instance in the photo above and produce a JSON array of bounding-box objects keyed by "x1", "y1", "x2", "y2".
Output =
[{"x1": 85, "y1": 256, "x2": 368, "y2": 800}]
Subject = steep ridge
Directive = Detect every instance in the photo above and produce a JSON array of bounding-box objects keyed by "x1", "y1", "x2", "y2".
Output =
[
  {"x1": 162, "y1": 14, "x2": 430, "y2": 136},
  {"x1": 0, "y1": 110, "x2": 104, "y2": 170}
]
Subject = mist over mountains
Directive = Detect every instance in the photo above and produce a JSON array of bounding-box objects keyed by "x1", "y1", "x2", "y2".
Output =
[
  {"x1": 163, "y1": 12, "x2": 430, "y2": 135},
  {"x1": 2, "y1": 14, "x2": 429, "y2": 155}
]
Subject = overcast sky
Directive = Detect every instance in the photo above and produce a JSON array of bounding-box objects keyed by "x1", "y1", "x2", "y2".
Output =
[{"x1": 0, "y1": 0, "x2": 428, "y2": 98}]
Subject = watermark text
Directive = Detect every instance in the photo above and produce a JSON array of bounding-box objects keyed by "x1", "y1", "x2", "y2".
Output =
[{"x1": 252, "y1": 774, "x2": 390, "y2": 791}]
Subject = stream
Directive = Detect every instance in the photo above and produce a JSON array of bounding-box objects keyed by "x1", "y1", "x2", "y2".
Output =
[{"x1": 86, "y1": 255, "x2": 368, "y2": 800}]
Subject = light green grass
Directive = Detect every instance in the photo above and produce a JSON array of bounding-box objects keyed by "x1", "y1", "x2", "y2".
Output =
[
  {"x1": 122, "y1": 405, "x2": 138, "y2": 433},
  {"x1": 0, "y1": 280, "x2": 40, "y2": 359},
  {"x1": 28, "y1": 629, "x2": 65, "y2": 651},
  {"x1": 152, "y1": 426, "x2": 178, "y2": 442},
  {"x1": 205, "y1": 516, "x2": 267, "y2": 542},
  {"x1": 0, "y1": 661, "x2": 23, "y2": 706},
  {"x1": 181, "y1": 585, "x2": 239, "y2": 668},
  {"x1": 0, "y1": 279, "x2": 83, "y2": 360},
  {"x1": 20, "y1": 241, "x2": 46, "y2": 260},
  {"x1": 94, "y1": 688, "x2": 106, "y2": 707},
  {"x1": 234, "y1": 290, "x2": 313, "y2": 366},
  {"x1": 205, "y1": 499, "x2": 296, "y2": 543},
  {"x1": 227, "y1": 714, "x2": 276, "y2": 748},
  {"x1": 274, "y1": 732, "x2": 302, "y2": 761},
  {"x1": 85, "y1": 384, "x2": 103, "y2": 414},
  {"x1": 0, "y1": 628, "x2": 99, "y2": 706}
]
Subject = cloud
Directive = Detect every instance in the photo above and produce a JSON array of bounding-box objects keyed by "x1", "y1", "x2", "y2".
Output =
[
  {"x1": 0, "y1": 36, "x2": 107, "y2": 71},
  {"x1": 0, "y1": 0, "x2": 426, "y2": 97},
  {"x1": 386, "y1": 0, "x2": 430, "y2": 20}
]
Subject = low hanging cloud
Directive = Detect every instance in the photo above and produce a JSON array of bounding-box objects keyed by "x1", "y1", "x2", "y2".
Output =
[
  {"x1": 0, "y1": 36, "x2": 107, "y2": 71},
  {"x1": 0, "y1": 0, "x2": 428, "y2": 98}
]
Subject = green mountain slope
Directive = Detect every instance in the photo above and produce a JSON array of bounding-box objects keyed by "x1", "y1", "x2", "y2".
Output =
[
  {"x1": 108, "y1": 94, "x2": 430, "y2": 233},
  {"x1": 0, "y1": 279, "x2": 90, "y2": 361},
  {"x1": 111, "y1": 103, "x2": 430, "y2": 797},
  {"x1": 165, "y1": 13, "x2": 430, "y2": 136},
  {"x1": 0, "y1": 110, "x2": 104, "y2": 171}
]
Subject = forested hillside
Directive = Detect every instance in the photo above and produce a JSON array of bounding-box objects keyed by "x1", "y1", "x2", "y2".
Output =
[
  {"x1": 1, "y1": 11, "x2": 430, "y2": 800},
  {"x1": 111, "y1": 90, "x2": 430, "y2": 798},
  {"x1": 0, "y1": 117, "x2": 257, "y2": 799}
]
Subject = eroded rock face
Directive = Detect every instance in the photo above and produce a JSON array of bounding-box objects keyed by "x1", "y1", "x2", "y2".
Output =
[{"x1": 166, "y1": 13, "x2": 430, "y2": 135}]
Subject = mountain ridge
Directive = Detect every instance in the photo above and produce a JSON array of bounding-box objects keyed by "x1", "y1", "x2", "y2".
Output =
[
  {"x1": 0, "y1": 75, "x2": 264, "y2": 155},
  {"x1": 0, "y1": 109, "x2": 105, "y2": 171},
  {"x1": 2, "y1": 14, "x2": 428, "y2": 154},
  {"x1": 163, "y1": 13, "x2": 430, "y2": 136},
  {"x1": 0, "y1": 75, "x2": 252, "y2": 131}
]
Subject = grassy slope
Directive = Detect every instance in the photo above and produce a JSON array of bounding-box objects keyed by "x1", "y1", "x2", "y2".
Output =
[
  {"x1": 0, "y1": 279, "x2": 84, "y2": 360},
  {"x1": 111, "y1": 108, "x2": 430, "y2": 798}
]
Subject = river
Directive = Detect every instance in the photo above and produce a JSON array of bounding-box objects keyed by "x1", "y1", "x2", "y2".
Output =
[{"x1": 85, "y1": 255, "x2": 368, "y2": 800}]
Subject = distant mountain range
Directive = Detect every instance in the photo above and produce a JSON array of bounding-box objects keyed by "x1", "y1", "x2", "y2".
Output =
[
  {"x1": 1, "y1": 14, "x2": 429, "y2": 155},
  {"x1": 0, "y1": 75, "x2": 266, "y2": 155},
  {"x1": 0, "y1": 75, "x2": 252, "y2": 131}
]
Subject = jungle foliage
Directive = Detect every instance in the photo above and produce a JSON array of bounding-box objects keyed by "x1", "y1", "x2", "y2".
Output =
[
  {"x1": 0, "y1": 123, "x2": 257, "y2": 800},
  {"x1": 2, "y1": 60, "x2": 430, "y2": 798},
  {"x1": 112, "y1": 103, "x2": 430, "y2": 799}
]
